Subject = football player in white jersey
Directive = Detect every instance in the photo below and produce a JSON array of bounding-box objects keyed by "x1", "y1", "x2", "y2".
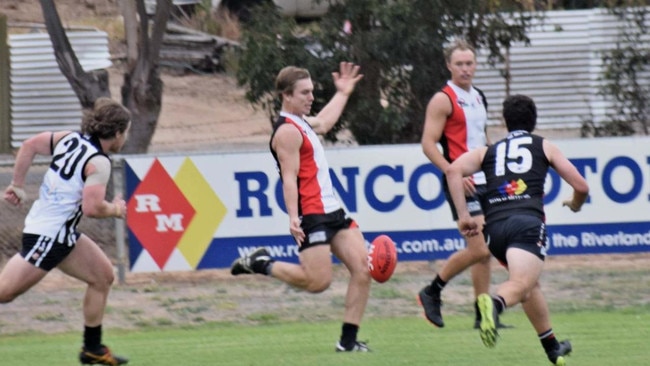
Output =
[
  {"x1": 231, "y1": 62, "x2": 373, "y2": 352},
  {"x1": 419, "y1": 39, "x2": 512, "y2": 329},
  {"x1": 1, "y1": 97, "x2": 130, "y2": 365}
]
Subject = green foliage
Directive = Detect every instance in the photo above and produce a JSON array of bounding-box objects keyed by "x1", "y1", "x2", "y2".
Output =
[
  {"x1": 588, "y1": 4, "x2": 650, "y2": 137},
  {"x1": 235, "y1": 2, "x2": 319, "y2": 126},
  {"x1": 236, "y1": 0, "x2": 538, "y2": 144}
]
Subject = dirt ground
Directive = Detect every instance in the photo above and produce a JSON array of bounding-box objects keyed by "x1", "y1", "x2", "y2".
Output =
[
  {"x1": 1, "y1": 0, "x2": 648, "y2": 338},
  {"x1": 1, "y1": 252, "x2": 649, "y2": 335}
]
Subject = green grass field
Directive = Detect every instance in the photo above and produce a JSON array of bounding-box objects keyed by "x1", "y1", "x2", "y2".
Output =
[{"x1": 1, "y1": 308, "x2": 647, "y2": 366}]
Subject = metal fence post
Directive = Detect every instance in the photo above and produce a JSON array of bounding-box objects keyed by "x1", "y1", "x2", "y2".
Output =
[
  {"x1": 112, "y1": 156, "x2": 127, "y2": 285},
  {"x1": 0, "y1": 14, "x2": 11, "y2": 154}
]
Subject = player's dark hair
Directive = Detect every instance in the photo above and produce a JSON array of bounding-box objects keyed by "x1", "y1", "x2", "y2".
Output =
[
  {"x1": 81, "y1": 97, "x2": 131, "y2": 139},
  {"x1": 275, "y1": 66, "x2": 311, "y2": 100},
  {"x1": 502, "y1": 94, "x2": 537, "y2": 132}
]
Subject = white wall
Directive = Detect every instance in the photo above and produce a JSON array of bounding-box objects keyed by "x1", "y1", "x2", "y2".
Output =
[{"x1": 473, "y1": 8, "x2": 650, "y2": 130}]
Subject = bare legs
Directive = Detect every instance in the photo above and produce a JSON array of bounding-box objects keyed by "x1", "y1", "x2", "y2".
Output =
[
  {"x1": 438, "y1": 225, "x2": 491, "y2": 295},
  {"x1": 269, "y1": 228, "x2": 371, "y2": 326},
  {"x1": 58, "y1": 234, "x2": 115, "y2": 327}
]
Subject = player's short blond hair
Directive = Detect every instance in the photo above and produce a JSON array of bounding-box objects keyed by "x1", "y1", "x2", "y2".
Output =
[{"x1": 443, "y1": 39, "x2": 476, "y2": 63}]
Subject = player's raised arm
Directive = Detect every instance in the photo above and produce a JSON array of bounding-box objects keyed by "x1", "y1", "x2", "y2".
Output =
[{"x1": 307, "y1": 62, "x2": 363, "y2": 135}]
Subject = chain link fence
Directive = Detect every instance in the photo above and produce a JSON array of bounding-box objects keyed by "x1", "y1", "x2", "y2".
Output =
[{"x1": 0, "y1": 157, "x2": 121, "y2": 266}]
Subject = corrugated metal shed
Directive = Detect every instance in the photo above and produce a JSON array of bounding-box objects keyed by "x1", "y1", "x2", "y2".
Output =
[
  {"x1": 474, "y1": 8, "x2": 650, "y2": 129},
  {"x1": 8, "y1": 29, "x2": 111, "y2": 148},
  {"x1": 145, "y1": 0, "x2": 201, "y2": 14}
]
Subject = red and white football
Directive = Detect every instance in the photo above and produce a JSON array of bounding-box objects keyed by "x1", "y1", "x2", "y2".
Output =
[{"x1": 368, "y1": 234, "x2": 397, "y2": 283}]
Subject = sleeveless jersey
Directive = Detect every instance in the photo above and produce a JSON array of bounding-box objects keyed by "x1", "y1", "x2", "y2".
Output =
[
  {"x1": 23, "y1": 132, "x2": 108, "y2": 244},
  {"x1": 270, "y1": 112, "x2": 341, "y2": 216},
  {"x1": 440, "y1": 81, "x2": 488, "y2": 184},
  {"x1": 480, "y1": 131, "x2": 549, "y2": 222}
]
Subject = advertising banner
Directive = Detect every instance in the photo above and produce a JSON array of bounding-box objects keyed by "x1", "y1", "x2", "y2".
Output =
[{"x1": 124, "y1": 137, "x2": 650, "y2": 272}]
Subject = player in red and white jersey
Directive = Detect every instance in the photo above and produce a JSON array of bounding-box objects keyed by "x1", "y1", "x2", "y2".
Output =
[
  {"x1": 418, "y1": 39, "x2": 511, "y2": 330},
  {"x1": 231, "y1": 62, "x2": 372, "y2": 352},
  {"x1": 270, "y1": 111, "x2": 340, "y2": 216}
]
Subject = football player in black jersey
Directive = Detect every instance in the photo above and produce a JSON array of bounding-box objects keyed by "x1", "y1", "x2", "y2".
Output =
[{"x1": 446, "y1": 95, "x2": 588, "y2": 365}]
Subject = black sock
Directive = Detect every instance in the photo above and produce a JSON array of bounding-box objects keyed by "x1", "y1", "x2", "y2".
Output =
[
  {"x1": 428, "y1": 275, "x2": 447, "y2": 295},
  {"x1": 83, "y1": 325, "x2": 102, "y2": 352},
  {"x1": 252, "y1": 258, "x2": 274, "y2": 275},
  {"x1": 263, "y1": 261, "x2": 274, "y2": 276},
  {"x1": 493, "y1": 295, "x2": 506, "y2": 315},
  {"x1": 340, "y1": 323, "x2": 359, "y2": 348},
  {"x1": 539, "y1": 329, "x2": 560, "y2": 353}
]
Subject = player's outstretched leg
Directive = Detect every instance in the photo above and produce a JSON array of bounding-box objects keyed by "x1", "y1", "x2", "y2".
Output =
[
  {"x1": 79, "y1": 344, "x2": 128, "y2": 365},
  {"x1": 546, "y1": 339, "x2": 572, "y2": 366},
  {"x1": 230, "y1": 247, "x2": 273, "y2": 275},
  {"x1": 477, "y1": 294, "x2": 498, "y2": 348},
  {"x1": 417, "y1": 285, "x2": 444, "y2": 327}
]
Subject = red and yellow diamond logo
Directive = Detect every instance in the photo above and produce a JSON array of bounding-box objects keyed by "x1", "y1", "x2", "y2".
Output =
[
  {"x1": 128, "y1": 159, "x2": 196, "y2": 269},
  {"x1": 127, "y1": 158, "x2": 226, "y2": 271}
]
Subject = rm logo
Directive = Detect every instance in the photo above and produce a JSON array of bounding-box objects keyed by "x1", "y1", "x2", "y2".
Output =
[
  {"x1": 133, "y1": 194, "x2": 185, "y2": 232},
  {"x1": 127, "y1": 159, "x2": 196, "y2": 268}
]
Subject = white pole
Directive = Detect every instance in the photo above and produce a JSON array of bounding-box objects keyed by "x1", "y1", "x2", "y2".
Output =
[{"x1": 112, "y1": 156, "x2": 127, "y2": 285}]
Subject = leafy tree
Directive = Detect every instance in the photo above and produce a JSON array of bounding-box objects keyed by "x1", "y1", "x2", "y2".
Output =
[
  {"x1": 236, "y1": 0, "x2": 538, "y2": 144},
  {"x1": 584, "y1": 3, "x2": 649, "y2": 137}
]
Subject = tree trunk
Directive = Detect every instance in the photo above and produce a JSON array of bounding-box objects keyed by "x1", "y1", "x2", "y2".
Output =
[
  {"x1": 121, "y1": 68, "x2": 164, "y2": 154},
  {"x1": 120, "y1": 0, "x2": 172, "y2": 154},
  {"x1": 39, "y1": 0, "x2": 110, "y2": 109},
  {"x1": 119, "y1": 0, "x2": 139, "y2": 67}
]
